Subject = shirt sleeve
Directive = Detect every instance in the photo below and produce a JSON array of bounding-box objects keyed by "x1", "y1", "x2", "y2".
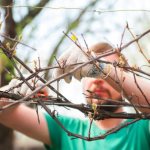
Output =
[
  {"x1": 44, "y1": 113, "x2": 63, "y2": 150},
  {"x1": 147, "y1": 119, "x2": 150, "y2": 134}
]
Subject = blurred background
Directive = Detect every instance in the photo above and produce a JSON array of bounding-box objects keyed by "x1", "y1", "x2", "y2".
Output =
[{"x1": 1, "y1": 0, "x2": 150, "y2": 149}]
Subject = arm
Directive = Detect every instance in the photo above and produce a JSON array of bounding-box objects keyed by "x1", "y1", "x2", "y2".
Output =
[
  {"x1": 53, "y1": 42, "x2": 150, "y2": 112},
  {"x1": 106, "y1": 67, "x2": 150, "y2": 112},
  {"x1": 0, "y1": 79, "x2": 51, "y2": 145},
  {"x1": 0, "y1": 103, "x2": 50, "y2": 145}
]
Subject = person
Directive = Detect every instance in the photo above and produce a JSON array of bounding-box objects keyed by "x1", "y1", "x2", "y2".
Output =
[{"x1": 0, "y1": 42, "x2": 150, "y2": 150}]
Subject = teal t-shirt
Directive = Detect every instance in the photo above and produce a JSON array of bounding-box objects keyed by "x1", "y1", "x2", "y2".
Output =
[{"x1": 44, "y1": 114, "x2": 150, "y2": 150}]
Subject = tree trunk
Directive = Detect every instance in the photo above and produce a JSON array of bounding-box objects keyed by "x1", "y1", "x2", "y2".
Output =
[{"x1": 0, "y1": 0, "x2": 16, "y2": 149}]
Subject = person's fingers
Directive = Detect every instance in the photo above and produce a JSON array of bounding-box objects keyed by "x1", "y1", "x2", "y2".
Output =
[
  {"x1": 64, "y1": 74, "x2": 72, "y2": 83},
  {"x1": 0, "y1": 79, "x2": 19, "y2": 91},
  {"x1": 52, "y1": 51, "x2": 69, "y2": 79},
  {"x1": 53, "y1": 44, "x2": 100, "y2": 82},
  {"x1": 13, "y1": 87, "x2": 21, "y2": 94},
  {"x1": 53, "y1": 65, "x2": 72, "y2": 83},
  {"x1": 62, "y1": 63, "x2": 73, "y2": 83},
  {"x1": 57, "y1": 47, "x2": 71, "y2": 62},
  {"x1": 52, "y1": 67, "x2": 64, "y2": 79},
  {"x1": 62, "y1": 47, "x2": 85, "y2": 82},
  {"x1": 9, "y1": 79, "x2": 21, "y2": 94},
  {"x1": 74, "y1": 69, "x2": 82, "y2": 81},
  {"x1": 20, "y1": 83, "x2": 31, "y2": 96},
  {"x1": 14, "y1": 79, "x2": 33, "y2": 95},
  {"x1": 0, "y1": 85, "x2": 9, "y2": 91},
  {"x1": 26, "y1": 88, "x2": 33, "y2": 96},
  {"x1": 81, "y1": 64, "x2": 99, "y2": 78},
  {"x1": 53, "y1": 46, "x2": 78, "y2": 80},
  {"x1": 8, "y1": 79, "x2": 19, "y2": 88}
]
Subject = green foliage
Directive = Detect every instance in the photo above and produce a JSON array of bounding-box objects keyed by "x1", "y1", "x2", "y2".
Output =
[
  {"x1": 0, "y1": 49, "x2": 14, "y2": 83},
  {"x1": 68, "y1": 20, "x2": 80, "y2": 31}
]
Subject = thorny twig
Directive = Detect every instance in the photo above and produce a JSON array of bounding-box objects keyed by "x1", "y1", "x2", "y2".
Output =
[{"x1": 1, "y1": 28, "x2": 150, "y2": 140}]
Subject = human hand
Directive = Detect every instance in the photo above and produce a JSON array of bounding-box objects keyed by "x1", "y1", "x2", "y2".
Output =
[
  {"x1": 1, "y1": 78, "x2": 48, "y2": 98},
  {"x1": 53, "y1": 42, "x2": 113, "y2": 83}
]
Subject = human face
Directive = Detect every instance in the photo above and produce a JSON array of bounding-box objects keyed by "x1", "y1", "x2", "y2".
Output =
[{"x1": 84, "y1": 78, "x2": 121, "y2": 112}]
